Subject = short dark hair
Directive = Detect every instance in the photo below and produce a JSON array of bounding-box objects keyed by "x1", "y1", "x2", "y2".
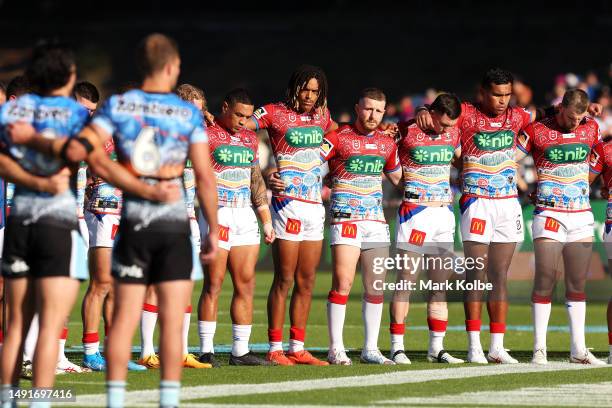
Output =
[
  {"x1": 224, "y1": 88, "x2": 253, "y2": 107},
  {"x1": 481, "y1": 68, "x2": 514, "y2": 90},
  {"x1": 359, "y1": 87, "x2": 386, "y2": 102},
  {"x1": 561, "y1": 89, "x2": 589, "y2": 113},
  {"x1": 430, "y1": 93, "x2": 462, "y2": 119},
  {"x1": 286, "y1": 65, "x2": 328, "y2": 111},
  {"x1": 25, "y1": 42, "x2": 75, "y2": 94},
  {"x1": 73, "y1": 81, "x2": 99, "y2": 103},
  {"x1": 6, "y1": 75, "x2": 31, "y2": 98},
  {"x1": 136, "y1": 33, "x2": 179, "y2": 78}
]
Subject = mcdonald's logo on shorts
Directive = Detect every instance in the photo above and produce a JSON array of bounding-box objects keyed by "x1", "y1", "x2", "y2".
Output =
[
  {"x1": 408, "y1": 229, "x2": 426, "y2": 246},
  {"x1": 544, "y1": 217, "x2": 560, "y2": 233},
  {"x1": 218, "y1": 225, "x2": 230, "y2": 242},
  {"x1": 341, "y1": 223, "x2": 357, "y2": 239},
  {"x1": 285, "y1": 218, "x2": 302, "y2": 234},
  {"x1": 469, "y1": 218, "x2": 486, "y2": 235}
]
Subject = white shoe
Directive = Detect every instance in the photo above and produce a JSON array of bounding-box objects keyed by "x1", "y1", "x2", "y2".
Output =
[
  {"x1": 531, "y1": 348, "x2": 548, "y2": 365},
  {"x1": 428, "y1": 350, "x2": 464, "y2": 364},
  {"x1": 56, "y1": 358, "x2": 89, "y2": 374},
  {"x1": 360, "y1": 349, "x2": 395, "y2": 365},
  {"x1": 390, "y1": 350, "x2": 411, "y2": 364},
  {"x1": 467, "y1": 347, "x2": 488, "y2": 364},
  {"x1": 327, "y1": 348, "x2": 352, "y2": 365},
  {"x1": 487, "y1": 348, "x2": 519, "y2": 364},
  {"x1": 570, "y1": 349, "x2": 606, "y2": 365}
]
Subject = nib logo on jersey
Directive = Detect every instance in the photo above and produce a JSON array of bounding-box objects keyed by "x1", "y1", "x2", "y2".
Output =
[
  {"x1": 346, "y1": 155, "x2": 385, "y2": 175},
  {"x1": 473, "y1": 130, "x2": 514, "y2": 151},
  {"x1": 544, "y1": 143, "x2": 590, "y2": 163},
  {"x1": 213, "y1": 146, "x2": 254, "y2": 167},
  {"x1": 285, "y1": 127, "x2": 324, "y2": 147},
  {"x1": 410, "y1": 146, "x2": 454, "y2": 164}
]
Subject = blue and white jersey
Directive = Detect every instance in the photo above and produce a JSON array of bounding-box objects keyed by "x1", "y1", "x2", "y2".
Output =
[
  {"x1": 0, "y1": 94, "x2": 89, "y2": 228},
  {"x1": 92, "y1": 89, "x2": 207, "y2": 231}
]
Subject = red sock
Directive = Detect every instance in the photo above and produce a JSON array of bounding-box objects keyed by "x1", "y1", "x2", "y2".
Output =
[
  {"x1": 268, "y1": 328, "x2": 282, "y2": 343},
  {"x1": 143, "y1": 303, "x2": 158, "y2": 313},
  {"x1": 289, "y1": 326, "x2": 305, "y2": 342},
  {"x1": 465, "y1": 319, "x2": 481, "y2": 332},
  {"x1": 427, "y1": 318, "x2": 448, "y2": 333},
  {"x1": 390, "y1": 323, "x2": 405, "y2": 335},
  {"x1": 60, "y1": 327, "x2": 68, "y2": 340}
]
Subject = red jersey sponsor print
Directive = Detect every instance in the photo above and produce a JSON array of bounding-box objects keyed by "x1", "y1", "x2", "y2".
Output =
[
  {"x1": 207, "y1": 121, "x2": 259, "y2": 208},
  {"x1": 321, "y1": 124, "x2": 399, "y2": 223},
  {"x1": 252, "y1": 102, "x2": 332, "y2": 203},
  {"x1": 459, "y1": 102, "x2": 532, "y2": 198},
  {"x1": 398, "y1": 120, "x2": 460, "y2": 204},
  {"x1": 86, "y1": 138, "x2": 123, "y2": 215},
  {"x1": 519, "y1": 116, "x2": 599, "y2": 212},
  {"x1": 589, "y1": 137, "x2": 612, "y2": 223}
]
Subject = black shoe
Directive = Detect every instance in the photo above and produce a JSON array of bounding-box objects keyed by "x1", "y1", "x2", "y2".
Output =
[
  {"x1": 229, "y1": 351, "x2": 272, "y2": 366},
  {"x1": 198, "y1": 352, "x2": 221, "y2": 368}
]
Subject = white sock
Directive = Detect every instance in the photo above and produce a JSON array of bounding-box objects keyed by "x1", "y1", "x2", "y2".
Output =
[
  {"x1": 140, "y1": 308, "x2": 158, "y2": 358},
  {"x1": 182, "y1": 311, "x2": 191, "y2": 356},
  {"x1": 390, "y1": 334, "x2": 404, "y2": 355},
  {"x1": 289, "y1": 339, "x2": 304, "y2": 353},
  {"x1": 107, "y1": 381, "x2": 126, "y2": 408},
  {"x1": 489, "y1": 333, "x2": 504, "y2": 352},
  {"x1": 566, "y1": 300, "x2": 586, "y2": 355},
  {"x1": 160, "y1": 380, "x2": 180, "y2": 408},
  {"x1": 268, "y1": 341, "x2": 283, "y2": 352},
  {"x1": 327, "y1": 302, "x2": 347, "y2": 351},
  {"x1": 23, "y1": 314, "x2": 39, "y2": 362},
  {"x1": 231, "y1": 324, "x2": 252, "y2": 357},
  {"x1": 468, "y1": 331, "x2": 482, "y2": 350},
  {"x1": 429, "y1": 331, "x2": 445, "y2": 355},
  {"x1": 58, "y1": 338, "x2": 67, "y2": 362},
  {"x1": 362, "y1": 300, "x2": 383, "y2": 351},
  {"x1": 532, "y1": 302, "x2": 551, "y2": 350},
  {"x1": 198, "y1": 321, "x2": 216, "y2": 354}
]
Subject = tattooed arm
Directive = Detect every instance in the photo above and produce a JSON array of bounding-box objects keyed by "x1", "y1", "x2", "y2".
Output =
[{"x1": 251, "y1": 163, "x2": 275, "y2": 244}]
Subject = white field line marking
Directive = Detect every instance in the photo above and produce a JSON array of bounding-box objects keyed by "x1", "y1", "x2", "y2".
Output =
[
  {"x1": 64, "y1": 362, "x2": 610, "y2": 407},
  {"x1": 378, "y1": 381, "x2": 612, "y2": 407}
]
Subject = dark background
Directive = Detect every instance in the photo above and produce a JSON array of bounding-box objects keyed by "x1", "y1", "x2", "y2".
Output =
[{"x1": 0, "y1": 0, "x2": 610, "y2": 113}]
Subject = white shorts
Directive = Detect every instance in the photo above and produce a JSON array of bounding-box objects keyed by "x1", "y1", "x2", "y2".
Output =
[
  {"x1": 78, "y1": 217, "x2": 89, "y2": 249},
  {"x1": 459, "y1": 196, "x2": 524, "y2": 244},
  {"x1": 532, "y1": 209, "x2": 594, "y2": 243},
  {"x1": 330, "y1": 220, "x2": 390, "y2": 249},
  {"x1": 85, "y1": 211, "x2": 120, "y2": 248},
  {"x1": 199, "y1": 206, "x2": 260, "y2": 251},
  {"x1": 396, "y1": 204, "x2": 455, "y2": 254},
  {"x1": 271, "y1": 197, "x2": 325, "y2": 241},
  {"x1": 190, "y1": 218, "x2": 201, "y2": 251}
]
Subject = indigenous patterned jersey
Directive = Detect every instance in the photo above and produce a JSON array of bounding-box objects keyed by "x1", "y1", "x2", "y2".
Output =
[
  {"x1": 398, "y1": 120, "x2": 460, "y2": 204},
  {"x1": 86, "y1": 138, "x2": 122, "y2": 215},
  {"x1": 459, "y1": 102, "x2": 532, "y2": 198},
  {"x1": 92, "y1": 89, "x2": 207, "y2": 231},
  {"x1": 207, "y1": 121, "x2": 259, "y2": 208},
  {"x1": 589, "y1": 139, "x2": 612, "y2": 223},
  {"x1": 252, "y1": 102, "x2": 332, "y2": 203},
  {"x1": 183, "y1": 159, "x2": 196, "y2": 219},
  {"x1": 0, "y1": 94, "x2": 89, "y2": 228},
  {"x1": 321, "y1": 124, "x2": 399, "y2": 223},
  {"x1": 76, "y1": 163, "x2": 87, "y2": 218},
  {"x1": 519, "y1": 116, "x2": 599, "y2": 212}
]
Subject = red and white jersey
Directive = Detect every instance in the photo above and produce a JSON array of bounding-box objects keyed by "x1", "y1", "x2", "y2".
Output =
[
  {"x1": 86, "y1": 138, "x2": 123, "y2": 215},
  {"x1": 398, "y1": 120, "x2": 460, "y2": 204},
  {"x1": 459, "y1": 102, "x2": 532, "y2": 198},
  {"x1": 207, "y1": 121, "x2": 259, "y2": 208},
  {"x1": 321, "y1": 124, "x2": 399, "y2": 223},
  {"x1": 519, "y1": 116, "x2": 599, "y2": 212},
  {"x1": 589, "y1": 137, "x2": 612, "y2": 223},
  {"x1": 252, "y1": 102, "x2": 332, "y2": 204}
]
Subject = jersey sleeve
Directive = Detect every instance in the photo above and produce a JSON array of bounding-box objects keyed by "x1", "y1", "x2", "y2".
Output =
[
  {"x1": 323, "y1": 107, "x2": 333, "y2": 132},
  {"x1": 189, "y1": 110, "x2": 208, "y2": 145},
  {"x1": 251, "y1": 103, "x2": 274, "y2": 131},
  {"x1": 320, "y1": 131, "x2": 338, "y2": 162},
  {"x1": 590, "y1": 141, "x2": 604, "y2": 174},
  {"x1": 517, "y1": 124, "x2": 534, "y2": 154},
  {"x1": 70, "y1": 104, "x2": 90, "y2": 137},
  {"x1": 91, "y1": 97, "x2": 116, "y2": 137},
  {"x1": 252, "y1": 135, "x2": 260, "y2": 165},
  {"x1": 518, "y1": 106, "x2": 534, "y2": 128},
  {"x1": 384, "y1": 144, "x2": 400, "y2": 173}
]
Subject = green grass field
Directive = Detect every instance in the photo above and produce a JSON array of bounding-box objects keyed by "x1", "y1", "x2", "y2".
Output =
[{"x1": 46, "y1": 271, "x2": 612, "y2": 406}]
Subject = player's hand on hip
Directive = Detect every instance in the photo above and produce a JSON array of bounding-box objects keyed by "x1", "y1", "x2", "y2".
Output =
[
  {"x1": 43, "y1": 167, "x2": 71, "y2": 195},
  {"x1": 266, "y1": 172, "x2": 286, "y2": 195},
  {"x1": 200, "y1": 234, "x2": 218, "y2": 264},
  {"x1": 416, "y1": 109, "x2": 434, "y2": 131},
  {"x1": 150, "y1": 181, "x2": 181, "y2": 203},
  {"x1": 263, "y1": 222, "x2": 275, "y2": 244},
  {"x1": 7, "y1": 121, "x2": 36, "y2": 145}
]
